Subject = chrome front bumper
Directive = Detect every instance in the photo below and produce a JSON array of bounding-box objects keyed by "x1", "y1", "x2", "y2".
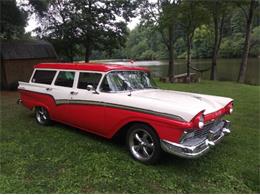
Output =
[{"x1": 160, "y1": 120, "x2": 231, "y2": 159}]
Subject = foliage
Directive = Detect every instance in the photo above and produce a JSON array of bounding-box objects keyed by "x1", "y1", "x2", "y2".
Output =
[
  {"x1": 1, "y1": 81, "x2": 259, "y2": 193},
  {"x1": 192, "y1": 25, "x2": 214, "y2": 58},
  {"x1": 139, "y1": 0, "x2": 182, "y2": 78},
  {"x1": 123, "y1": 26, "x2": 167, "y2": 60},
  {"x1": 237, "y1": 0, "x2": 260, "y2": 83},
  {"x1": 124, "y1": 16, "x2": 259, "y2": 60},
  {"x1": 2, "y1": 0, "x2": 259, "y2": 74},
  {"x1": 177, "y1": 0, "x2": 209, "y2": 76},
  {"x1": 250, "y1": 26, "x2": 260, "y2": 56},
  {"x1": 231, "y1": 8, "x2": 246, "y2": 34},
  {"x1": 220, "y1": 33, "x2": 245, "y2": 58},
  {"x1": 33, "y1": 0, "x2": 138, "y2": 62},
  {"x1": 0, "y1": 0, "x2": 27, "y2": 40},
  {"x1": 174, "y1": 37, "x2": 186, "y2": 58}
]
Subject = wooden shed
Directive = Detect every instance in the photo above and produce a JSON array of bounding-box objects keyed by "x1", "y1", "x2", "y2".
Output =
[{"x1": 0, "y1": 40, "x2": 57, "y2": 90}]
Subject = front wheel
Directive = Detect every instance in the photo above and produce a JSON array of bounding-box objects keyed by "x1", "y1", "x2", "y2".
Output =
[
  {"x1": 35, "y1": 106, "x2": 51, "y2": 125},
  {"x1": 126, "y1": 124, "x2": 162, "y2": 164}
]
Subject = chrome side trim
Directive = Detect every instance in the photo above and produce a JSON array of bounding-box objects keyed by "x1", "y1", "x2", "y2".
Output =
[{"x1": 55, "y1": 99, "x2": 186, "y2": 122}]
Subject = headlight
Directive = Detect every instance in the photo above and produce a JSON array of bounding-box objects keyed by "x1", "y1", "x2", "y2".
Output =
[
  {"x1": 226, "y1": 102, "x2": 234, "y2": 114},
  {"x1": 198, "y1": 114, "x2": 204, "y2": 128},
  {"x1": 192, "y1": 112, "x2": 205, "y2": 129}
]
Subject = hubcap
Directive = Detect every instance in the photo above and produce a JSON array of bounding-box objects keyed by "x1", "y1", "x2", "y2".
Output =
[
  {"x1": 36, "y1": 107, "x2": 48, "y2": 124},
  {"x1": 129, "y1": 129, "x2": 155, "y2": 161}
]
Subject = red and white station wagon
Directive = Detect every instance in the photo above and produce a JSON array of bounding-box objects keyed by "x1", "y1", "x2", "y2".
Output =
[{"x1": 18, "y1": 63, "x2": 233, "y2": 164}]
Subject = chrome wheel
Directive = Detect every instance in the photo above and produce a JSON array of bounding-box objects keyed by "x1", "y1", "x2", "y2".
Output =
[
  {"x1": 35, "y1": 107, "x2": 50, "y2": 125},
  {"x1": 129, "y1": 129, "x2": 155, "y2": 161}
]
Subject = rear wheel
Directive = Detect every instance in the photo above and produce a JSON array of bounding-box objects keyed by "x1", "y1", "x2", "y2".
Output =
[
  {"x1": 35, "y1": 106, "x2": 51, "y2": 125},
  {"x1": 126, "y1": 124, "x2": 162, "y2": 164}
]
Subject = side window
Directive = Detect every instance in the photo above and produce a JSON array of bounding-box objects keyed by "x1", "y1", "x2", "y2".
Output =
[
  {"x1": 31, "y1": 70, "x2": 56, "y2": 85},
  {"x1": 100, "y1": 76, "x2": 111, "y2": 92},
  {"x1": 77, "y1": 72, "x2": 102, "y2": 90},
  {"x1": 54, "y1": 71, "x2": 75, "y2": 88}
]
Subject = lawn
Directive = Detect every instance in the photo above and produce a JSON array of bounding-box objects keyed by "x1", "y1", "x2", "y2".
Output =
[{"x1": 0, "y1": 80, "x2": 259, "y2": 193}]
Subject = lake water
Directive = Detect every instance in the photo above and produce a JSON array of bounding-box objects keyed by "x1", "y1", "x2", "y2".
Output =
[{"x1": 104, "y1": 58, "x2": 259, "y2": 85}]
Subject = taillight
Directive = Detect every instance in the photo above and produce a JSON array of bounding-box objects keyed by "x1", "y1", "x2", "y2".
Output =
[
  {"x1": 193, "y1": 112, "x2": 205, "y2": 129},
  {"x1": 225, "y1": 102, "x2": 233, "y2": 114}
]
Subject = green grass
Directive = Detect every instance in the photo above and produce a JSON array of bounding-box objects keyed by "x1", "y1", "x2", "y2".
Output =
[{"x1": 0, "y1": 80, "x2": 259, "y2": 193}]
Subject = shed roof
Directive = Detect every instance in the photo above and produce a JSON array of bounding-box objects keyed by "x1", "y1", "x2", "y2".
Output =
[{"x1": 1, "y1": 40, "x2": 57, "y2": 60}]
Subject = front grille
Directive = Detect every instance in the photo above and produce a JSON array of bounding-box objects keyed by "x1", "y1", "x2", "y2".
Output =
[{"x1": 194, "y1": 119, "x2": 222, "y2": 138}]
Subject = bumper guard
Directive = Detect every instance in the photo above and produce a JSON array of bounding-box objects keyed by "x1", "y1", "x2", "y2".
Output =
[{"x1": 160, "y1": 120, "x2": 231, "y2": 158}]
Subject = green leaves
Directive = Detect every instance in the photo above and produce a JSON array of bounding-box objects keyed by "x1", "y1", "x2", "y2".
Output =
[
  {"x1": 33, "y1": 0, "x2": 138, "y2": 61},
  {"x1": 0, "y1": 0, "x2": 27, "y2": 40}
]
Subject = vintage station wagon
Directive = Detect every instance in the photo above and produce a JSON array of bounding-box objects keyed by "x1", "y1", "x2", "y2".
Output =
[{"x1": 18, "y1": 63, "x2": 233, "y2": 164}]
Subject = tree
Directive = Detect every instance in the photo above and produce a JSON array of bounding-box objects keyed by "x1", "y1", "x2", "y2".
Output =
[
  {"x1": 204, "y1": 0, "x2": 232, "y2": 80},
  {"x1": 140, "y1": 0, "x2": 181, "y2": 82},
  {"x1": 34, "y1": 0, "x2": 138, "y2": 62},
  {"x1": 0, "y1": 0, "x2": 27, "y2": 40},
  {"x1": 237, "y1": 0, "x2": 259, "y2": 83},
  {"x1": 124, "y1": 25, "x2": 166, "y2": 60},
  {"x1": 178, "y1": 0, "x2": 207, "y2": 81},
  {"x1": 192, "y1": 25, "x2": 214, "y2": 58}
]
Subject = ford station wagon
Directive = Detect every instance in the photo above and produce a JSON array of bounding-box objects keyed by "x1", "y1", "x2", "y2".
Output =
[{"x1": 18, "y1": 63, "x2": 233, "y2": 164}]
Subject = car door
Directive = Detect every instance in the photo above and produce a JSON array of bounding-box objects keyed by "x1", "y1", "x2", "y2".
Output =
[
  {"x1": 50, "y1": 70, "x2": 76, "y2": 123},
  {"x1": 67, "y1": 71, "x2": 105, "y2": 133}
]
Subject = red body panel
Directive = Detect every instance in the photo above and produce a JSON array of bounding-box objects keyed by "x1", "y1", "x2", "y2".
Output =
[
  {"x1": 19, "y1": 89, "x2": 192, "y2": 142},
  {"x1": 204, "y1": 108, "x2": 227, "y2": 122},
  {"x1": 19, "y1": 89, "x2": 229, "y2": 143}
]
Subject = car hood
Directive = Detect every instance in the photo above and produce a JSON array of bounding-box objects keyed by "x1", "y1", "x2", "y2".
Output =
[{"x1": 130, "y1": 89, "x2": 233, "y2": 122}]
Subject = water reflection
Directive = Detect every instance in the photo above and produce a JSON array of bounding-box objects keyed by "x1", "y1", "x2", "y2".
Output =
[{"x1": 106, "y1": 58, "x2": 259, "y2": 85}]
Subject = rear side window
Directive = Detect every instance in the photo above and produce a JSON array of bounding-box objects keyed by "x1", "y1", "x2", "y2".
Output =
[
  {"x1": 31, "y1": 70, "x2": 56, "y2": 85},
  {"x1": 54, "y1": 71, "x2": 75, "y2": 88},
  {"x1": 77, "y1": 72, "x2": 102, "y2": 90}
]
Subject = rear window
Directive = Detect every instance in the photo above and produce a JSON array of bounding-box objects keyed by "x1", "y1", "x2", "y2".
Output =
[
  {"x1": 54, "y1": 71, "x2": 75, "y2": 88},
  {"x1": 31, "y1": 70, "x2": 56, "y2": 85},
  {"x1": 77, "y1": 72, "x2": 102, "y2": 90}
]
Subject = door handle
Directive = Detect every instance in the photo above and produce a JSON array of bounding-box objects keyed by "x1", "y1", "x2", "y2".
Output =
[
  {"x1": 46, "y1": 88, "x2": 52, "y2": 91},
  {"x1": 70, "y1": 91, "x2": 78, "y2": 95}
]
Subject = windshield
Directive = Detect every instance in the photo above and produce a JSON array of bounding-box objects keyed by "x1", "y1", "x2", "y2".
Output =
[{"x1": 100, "y1": 71, "x2": 157, "y2": 92}]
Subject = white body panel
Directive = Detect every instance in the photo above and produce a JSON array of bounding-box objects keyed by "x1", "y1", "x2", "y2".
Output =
[{"x1": 19, "y1": 77, "x2": 233, "y2": 122}]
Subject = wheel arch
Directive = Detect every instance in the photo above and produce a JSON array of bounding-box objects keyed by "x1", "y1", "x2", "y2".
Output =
[
  {"x1": 112, "y1": 120, "x2": 158, "y2": 140},
  {"x1": 33, "y1": 103, "x2": 50, "y2": 113}
]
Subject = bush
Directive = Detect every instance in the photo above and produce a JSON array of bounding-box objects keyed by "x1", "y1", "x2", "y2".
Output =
[{"x1": 220, "y1": 33, "x2": 244, "y2": 58}]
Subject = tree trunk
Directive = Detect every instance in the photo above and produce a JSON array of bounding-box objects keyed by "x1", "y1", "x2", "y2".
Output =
[
  {"x1": 237, "y1": 0, "x2": 255, "y2": 83},
  {"x1": 84, "y1": 45, "x2": 91, "y2": 62},
  {"x1": 210, "y1": 16, "x2": 219, "y2": 80},
  {"x1": 186, "y1": 34, "x2": 192, "y2": 83},
  {"x1": 167, "y1": 25, "x2": 175, "y2": 82},
  {"x1": 0, "y1": 54, "x2": 7, "y2": 90}
]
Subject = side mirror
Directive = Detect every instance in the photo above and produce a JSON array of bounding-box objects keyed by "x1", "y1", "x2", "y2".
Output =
[{"x1": 86, "y1": 85, "x2": 94, "y2": 91}]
